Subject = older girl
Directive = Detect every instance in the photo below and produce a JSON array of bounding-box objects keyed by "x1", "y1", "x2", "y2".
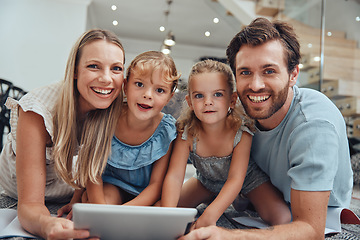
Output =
[{"x1": 82, "y1": 51, "x2": 180, "y2": 206}]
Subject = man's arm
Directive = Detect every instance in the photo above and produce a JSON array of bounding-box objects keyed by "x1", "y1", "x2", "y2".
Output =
[{"x1": 179, "y1": 189, "x2": 330, "y2": 240}]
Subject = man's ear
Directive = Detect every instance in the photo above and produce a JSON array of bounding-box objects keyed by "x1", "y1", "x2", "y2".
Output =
[
  {"x1": 289, "y1": 65, "x2": 300, "y2": 87},
  {"x1": 185, "y1": 95, "x2": 193, "y2": 110}
]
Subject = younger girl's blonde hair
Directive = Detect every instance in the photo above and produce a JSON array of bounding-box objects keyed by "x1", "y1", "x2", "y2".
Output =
[
  {"x1": 53, "y1": 29, "x2": 125, "y2": 188},
  {"x1": 126, "y1": 51, "x2": 180, "y2": 93},
  {"x1": 177, "y1": 59, "x2": 254, "y2": 140}
]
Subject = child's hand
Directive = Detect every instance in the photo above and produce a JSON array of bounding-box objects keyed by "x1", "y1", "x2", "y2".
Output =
[
  {"x1": 57, "y1": 203, "x2": 73, "y2": 220},
  {"x1": 191, "y1": 215, "x2": 217, "y2": 231}
]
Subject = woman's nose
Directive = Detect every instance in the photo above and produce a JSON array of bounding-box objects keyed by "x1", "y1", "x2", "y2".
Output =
[{"x1": 99, "y1": 70, "x2": 112, "y2": 84}]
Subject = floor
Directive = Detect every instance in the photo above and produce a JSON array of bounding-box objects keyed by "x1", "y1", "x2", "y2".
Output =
[{"x1": 351, "y1": 184, "x2": 360, "y2": 210}]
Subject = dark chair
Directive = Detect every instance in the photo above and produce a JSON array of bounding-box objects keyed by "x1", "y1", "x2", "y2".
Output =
[
  {"x1": 9, "y1": 86, "x2": 27, "y2": 100},
  {"x1": 0, "y1": 79, "x2": 13, "y2": 106},
  {"x1": 0, "y1": 79, "x2": 13, "y2": 150},
  {"x1": 0, "y1": 80, "x2": 27, "y2": 150}
]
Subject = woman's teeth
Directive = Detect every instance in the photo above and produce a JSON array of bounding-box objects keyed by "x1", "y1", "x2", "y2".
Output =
[{"x1": 92, "y1": 87, "x2": 112, "y2": 95}]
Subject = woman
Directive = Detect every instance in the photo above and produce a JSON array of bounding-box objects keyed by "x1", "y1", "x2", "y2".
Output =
[{"x1": 0, "y1": 29, "x2": 125, "y2": 239}]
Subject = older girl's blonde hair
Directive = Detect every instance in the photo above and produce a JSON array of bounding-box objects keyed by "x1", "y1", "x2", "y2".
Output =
[
  {"x1": 177, "y1": 59, "x2": 254, "y2": 140},
  {"x1": 126, "y1": 51, "x2": 180, "y2": 93},
  {"x1": 53, "y1": 29, "x2": 125, "y2": 188}
]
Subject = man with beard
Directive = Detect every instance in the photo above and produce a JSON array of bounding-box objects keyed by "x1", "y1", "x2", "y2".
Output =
[{"x1": 179, "y1": 17, "x2": 353, "y2": 240}]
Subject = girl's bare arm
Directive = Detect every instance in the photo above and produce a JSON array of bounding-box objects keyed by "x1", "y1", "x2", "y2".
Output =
[
  {"x1": 125, "y1": 142, "x2": 174, "y2": 206},
  {"x1": 194, "y1": 132, "x2": 252, "y2": 229},
  {"x1": 161, "y1": 136, "x2": 191, "y2": 207}
]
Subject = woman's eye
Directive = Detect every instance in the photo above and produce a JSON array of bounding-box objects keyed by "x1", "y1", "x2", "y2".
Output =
[
  {"x1": 156, "y1": 88, "x2": 165, "y2": 94},
  {"x1": 194, "y1": 94, "x2": 203, "y2": 99},
  {"x1": 214, "y1": 92, "x2": 223, "y2": 97},
  {"x1": 135, "y1": 82, "x2": 143, "y2": 87},
  {"x1": 113, "y1": 66, "x2": 123, "y2": 71},
  {"x1": 87, "y1": 64, "x2": 98, "y2": 69}
]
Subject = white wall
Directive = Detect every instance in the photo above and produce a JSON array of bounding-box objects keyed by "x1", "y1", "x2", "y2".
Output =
[
  {"x1": 0, "y1": 0, "x2": 227, "y2": 92},
  {"x1": 0, "y1": 0, "x2": 90, "y2": 91}
]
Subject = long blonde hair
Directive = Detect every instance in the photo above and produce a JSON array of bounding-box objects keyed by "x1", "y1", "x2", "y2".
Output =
[
  {"x1": 177, "y1": 59, "x2": 254, "y2": 140},
  {"x1": 53, "y1": 29, "x2": 125, "y2": 188}
]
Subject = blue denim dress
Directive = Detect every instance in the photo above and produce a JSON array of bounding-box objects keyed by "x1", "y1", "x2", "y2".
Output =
[{"x1": 102, "y1": 114, "x2": 176, "y2": 195}]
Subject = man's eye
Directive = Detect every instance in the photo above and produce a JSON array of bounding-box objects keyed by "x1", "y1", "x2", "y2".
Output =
[
  {"x1": 214, "y1": 92, "x2": 223, "y2": 97},
  {"x1": 265, "y1": 69, "x2": 275, "y2": 74},
  {"x1": 240, "y1": 71, "x2": 251, "y2": 76},
  {"x1": 194, "y1": 94, "x2": 203, "y2": 99},
  {"x1": 156, "y1": 88, "x2": 165, "y2": 94}
]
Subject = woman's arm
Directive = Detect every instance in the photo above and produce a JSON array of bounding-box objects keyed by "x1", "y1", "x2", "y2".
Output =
[
  {"x1": 194, "y1": 132, "x2": 252, "y2": 229},
  {"x1": 125, "y1": 142, "x2": 174, "y2": 206},
  {"x1": 161, "y1": 137, "x2": 191, "y2": 207},
  {"x1": 16, "y1": 108, "x2": 90, "y2": 239}
]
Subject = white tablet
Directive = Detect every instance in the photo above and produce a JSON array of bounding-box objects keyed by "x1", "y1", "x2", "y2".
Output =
[{"x1": 73, "y1": 203, "x2": 198, "y2": 240}]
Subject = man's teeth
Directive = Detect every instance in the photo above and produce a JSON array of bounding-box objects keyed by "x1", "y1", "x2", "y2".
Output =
[
  {"x1": 249, "y1": 95, "x2": 269, "y2": 103},
  {"x1": 93, "y1": 88, "x2": 112, "y2": 95}
]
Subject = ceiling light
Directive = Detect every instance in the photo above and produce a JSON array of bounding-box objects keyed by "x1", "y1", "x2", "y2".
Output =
[
  {"x1": 112, "y1": 20, "x2": 118, "y2": 26},
  {"x1": 327, "y1": 31, "x2": 332, "y2": 37},
  {"x1": 160, "y1": 0, "x2": 175, "y2": 53},
  {"x1": 161, "y1": 44, "x2": 171, "y2": 55},
  {"x1": 205, "y1": 31, "x2": 211, "y2": 37},
  {"x1": 356, "y1": 16, "x2": 360, "y2": 22},
  {"x1": 111, "y1": 5, "x2": 117, "y2": 11},
  {"x1": 164, "y1": 31, "x2": 175, "y2": 46},
  {"x1": 299, "y1": 63, "x2": 304, "y2": 69},
  {"x1": 314, "y1": 56, "x2": 321, "y2": 62},
  {"x1": 213, "y1": 18, "x2": 219, "y2": 23},
  {"x1": 307, "y1": 43, "x2": 312, "y2": 48}
]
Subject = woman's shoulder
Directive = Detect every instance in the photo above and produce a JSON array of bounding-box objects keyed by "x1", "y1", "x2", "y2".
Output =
[{"x1": 18, "y1": 82, "x2": 61, "y2": 108}]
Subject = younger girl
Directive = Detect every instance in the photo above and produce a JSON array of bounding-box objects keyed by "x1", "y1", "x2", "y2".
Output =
[
  {"x1": 161, "y1": 60, "x2": 291, "y2": 229},
  {"x1": 82, "y1": 51, "x2": 180, "y2": 205}
]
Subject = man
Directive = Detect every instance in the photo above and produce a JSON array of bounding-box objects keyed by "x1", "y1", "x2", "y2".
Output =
[{"x1": 180, "y1": 17, "x2": 353, "y2": 240}]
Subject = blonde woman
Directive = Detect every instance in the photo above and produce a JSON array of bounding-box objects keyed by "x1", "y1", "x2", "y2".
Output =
[{"x1": 0, "y1": 29, "x2": 125, "y2": 239}]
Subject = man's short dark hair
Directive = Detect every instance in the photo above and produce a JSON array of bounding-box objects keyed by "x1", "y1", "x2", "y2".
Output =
[{"x1": 226, "y1": 17, "x2": 301, "y2": 75}]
